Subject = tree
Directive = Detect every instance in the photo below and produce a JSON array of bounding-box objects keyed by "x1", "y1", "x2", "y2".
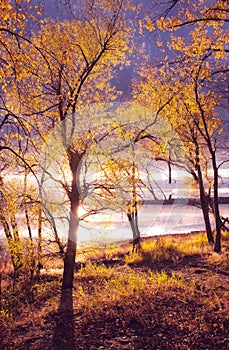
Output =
[
  {"x1": 83, "y1": 149, "x2": 144, "y2": 252},
  {"x1": 136, "y1": 0, "x2": 229, "y2": 252},
  {"x1": 68, "y1": 102, "x2": 187, "y2": 253},
  {"x1": 133, "y1": 54, "x2": 227, "y2": 248},
  {"x1": 0, "y1": 0, "x2": 42, "y2": 155},
  {"x1": 0, "y1": 1, "x2": 46, "y2": 275},
  {"x1": 1, "y1": 0, "x2": 132, "y2": 289},
  {"x1": 0, "y1": 175, "x2": 22, "y2": 274}
]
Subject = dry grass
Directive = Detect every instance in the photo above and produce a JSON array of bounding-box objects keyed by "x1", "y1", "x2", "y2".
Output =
[{"x1": 1, "y1": 231, "x2": 229, "y2": 349}]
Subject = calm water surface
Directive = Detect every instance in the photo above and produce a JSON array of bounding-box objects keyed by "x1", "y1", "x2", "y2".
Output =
[{"x1": 77, "y1": 203, "x2": 229, "y2": 245}]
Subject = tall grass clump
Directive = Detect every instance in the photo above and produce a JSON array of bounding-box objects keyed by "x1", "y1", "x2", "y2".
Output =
[
  {"x1": 125, "y1": 233, "x2": 211, "y2": 266},
  {"x1": 125, "y1": 237, "x2": 183, "y2": 265},
  {"x1": 178, "y1": 233, "x2": 209, "y2": 254}
]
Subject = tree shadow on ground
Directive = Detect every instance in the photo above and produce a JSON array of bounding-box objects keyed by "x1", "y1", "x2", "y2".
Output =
[
  {"x1": 52, "y1": 289, "x2": 75, "y2": 349},
  {"x1": 126, "y1": 250, "x2": 229, "y2": 282}
]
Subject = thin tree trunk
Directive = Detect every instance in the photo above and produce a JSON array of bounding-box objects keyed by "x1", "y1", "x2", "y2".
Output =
[
  {"x1": 194, "y1": 82, "x2": 222, "y2": 252},
  {"x1": 24, "y1": 172, "x2": 33, "y2": 240},
  {"x1": 10, "y1": 211, "x2": 20, "y2": 242},
  {"x1": 51, "y1": 217, "x2": 64, "y2": 257},
  {"x1": 0, "y1": 213, "x2": 21, "y2": 273},
  {"x1": 212, "y1": 152, "x2": 221, "y2": 253},
  {"x1": 194, "y1": 143, "x2": 214, "y2": 244},
  {"x1": 25, "y1": 205, "x2": 33, "y2": 240},
  {"x1": 197, "y1": 165, "x2": 214, "y2": 244},
  {"x1": 133, "y1": 200, "x2": 141, "y2": 252},
  {"x1": 37, "y1": 204, "x2": 43, "y2": 276},
  {"x1": 0, "y1": 178, "x2": 22, "y2": 273},
  {"x1": 168, "y1": 158, "x2": 172, "y2": 184},
  {"x1": 10, "y1": 212, "x2": 23, "y2": 273},
  {"x1": 23, "y1": 171, "x2": 36, "y2": 279},
  {"x1": 62, "y1": 161, "x2": 80, "y2": 290},
  {"x1": 127, "y1": 155, "x2": 141, "y2": 253},
  {"x1": 127, "y1": 211, "x2": 141, "y2": 253}
]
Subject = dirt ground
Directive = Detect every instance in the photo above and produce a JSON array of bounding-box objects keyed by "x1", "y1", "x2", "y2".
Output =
[{"x1": 1, "y1": 239, "x2": 229, "y2": 350}]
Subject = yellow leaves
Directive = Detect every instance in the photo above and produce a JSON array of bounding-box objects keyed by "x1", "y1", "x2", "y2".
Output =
[
  {"x1": 1, "y1": 83, "x2": 7, "y2": 93},
  {"x1": 0, "y1": 1, "x2": 26, "y2": 36},
  {"x1": 1, "y1": 1, "x2": 12, "y2": 12},
  {"x1": 214, "y1": 49, "x2": 225, "y2": 59},
  {"x1": 156, "y1": 0, "x2": 228, "y2": 84},
  {"x1": 132, "y1": 58, "x2": 222, "y2": 164},
  {"x1": 157, "y1": 18, "x2": 165, "y2": 31},
  {"x1": 5, "y1": 2, "x2": 12, "y2": 9},
  {"x1": 185, "y1": 8, "x2": 195, "y2": 22},
  {"x1": 173, "y1": 36, "x2": 185, "y2": 51},
  {"x1": 208, "y1": 20, "x2": 219, "y2": 29},
  {"x1": 138, "y1": 16, "x2": 155, "y2": 35},
  {"x1": 138, "y1": 20, "x2": 143, "y2": 35},
  {"x1": 145, "y1": 16, "x2": 154, "y2": 32},
  {"x1": 0, "y1": 1, "x2": 131, "y2": 137},
  {"x1": 2, "y1": 12, "x2": 10, "y2": 22},
  {"x1": 1, "y1": 1, "x2": 12, "y2": 22}
]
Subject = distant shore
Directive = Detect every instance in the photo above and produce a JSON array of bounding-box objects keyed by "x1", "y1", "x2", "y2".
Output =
[{"x1": 144, "y1": 196, "x2": 229, "y2": 205}]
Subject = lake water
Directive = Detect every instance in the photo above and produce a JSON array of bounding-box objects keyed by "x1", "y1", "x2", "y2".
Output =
[
  {"x1": 76, "y1": 166, "x2": 229, "y2": 245},
  {"x1": 0, "y1": 203, "x2": 229, "y2": 249},
  {"x1": 76, "y1": 203, "x2": 229, "y2": 246},
  {"x1": 2, "y1": 160, "x2": 228, "y2": 247}
]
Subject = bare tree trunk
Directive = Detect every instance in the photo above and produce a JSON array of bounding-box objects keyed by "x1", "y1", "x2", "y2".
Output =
[
  {"x1": 62, "y1": 208, "x2": 79, "y2": 289},
  {"x1": 192, "y1": 136, "x2": 214, "y2": 243},
  {"x1": 23, "y1": 171, "x2": 36, "y2": 279},
  {"x1": 212, "y1": 153, "x2": 221, "y2": 253},
  {"x1": 194, "y1": 82, "x2": 222, "y2": 252},
  {"x1": 0, "y1": 178, "x2": 23, "y2": 273},
  {"x1": 25, "y1": 204, "x2": 33, "y2": 240},
  {"x1": 127, "y1": 156, "x2": 141, "y2": 253},
  {"x1": 0, "y1": 213, "x2": 22, "y2": 273},
  {"x1": 62, "y1": 155, "x2": 81, "y2": 289},
  {"x1": 23, "y1": 172, "x2": 33, "y2": 240},
  {"x1": 196, "y1": 164, "x2": 214, "y2": 244},
  {"x1": 168, "y1": 158, "x2": 172, "y2": 184},
  {"x1": 37, "y1": 204, "x2": 43, "y2": 276},
  {"x1": 127, "y1": 210, "x2": 141, "y2": 253}
]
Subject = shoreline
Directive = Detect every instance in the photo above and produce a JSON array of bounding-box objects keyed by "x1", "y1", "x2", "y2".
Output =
[{"x1": 79, "y1": 230, "x2": 207, "y2": 249}]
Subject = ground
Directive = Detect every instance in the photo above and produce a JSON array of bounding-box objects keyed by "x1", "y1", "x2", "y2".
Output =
[{"x1": 0, "y1": 233, "x2": 229, "y2": 349}]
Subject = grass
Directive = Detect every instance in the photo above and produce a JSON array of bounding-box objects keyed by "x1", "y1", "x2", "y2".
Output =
[
  {"x1": 1, "y1": 231, "x2": 229, "y2": 349},
  {"x1": 125, "y1": 232, "x2": 209, "y2": 265}
]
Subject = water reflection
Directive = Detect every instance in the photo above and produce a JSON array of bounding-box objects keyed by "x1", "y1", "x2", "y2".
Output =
[{"x1": 77, "y1": 204, "x2": 229, "y2": 245}]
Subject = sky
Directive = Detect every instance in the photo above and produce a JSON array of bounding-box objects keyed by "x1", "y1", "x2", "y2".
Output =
[
  {"x1": 31, "y1": 0, "x2": 229, "y2": 122},
  {"x1": 27, "y1": 0, "x2": 229, "y2": 185}
]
